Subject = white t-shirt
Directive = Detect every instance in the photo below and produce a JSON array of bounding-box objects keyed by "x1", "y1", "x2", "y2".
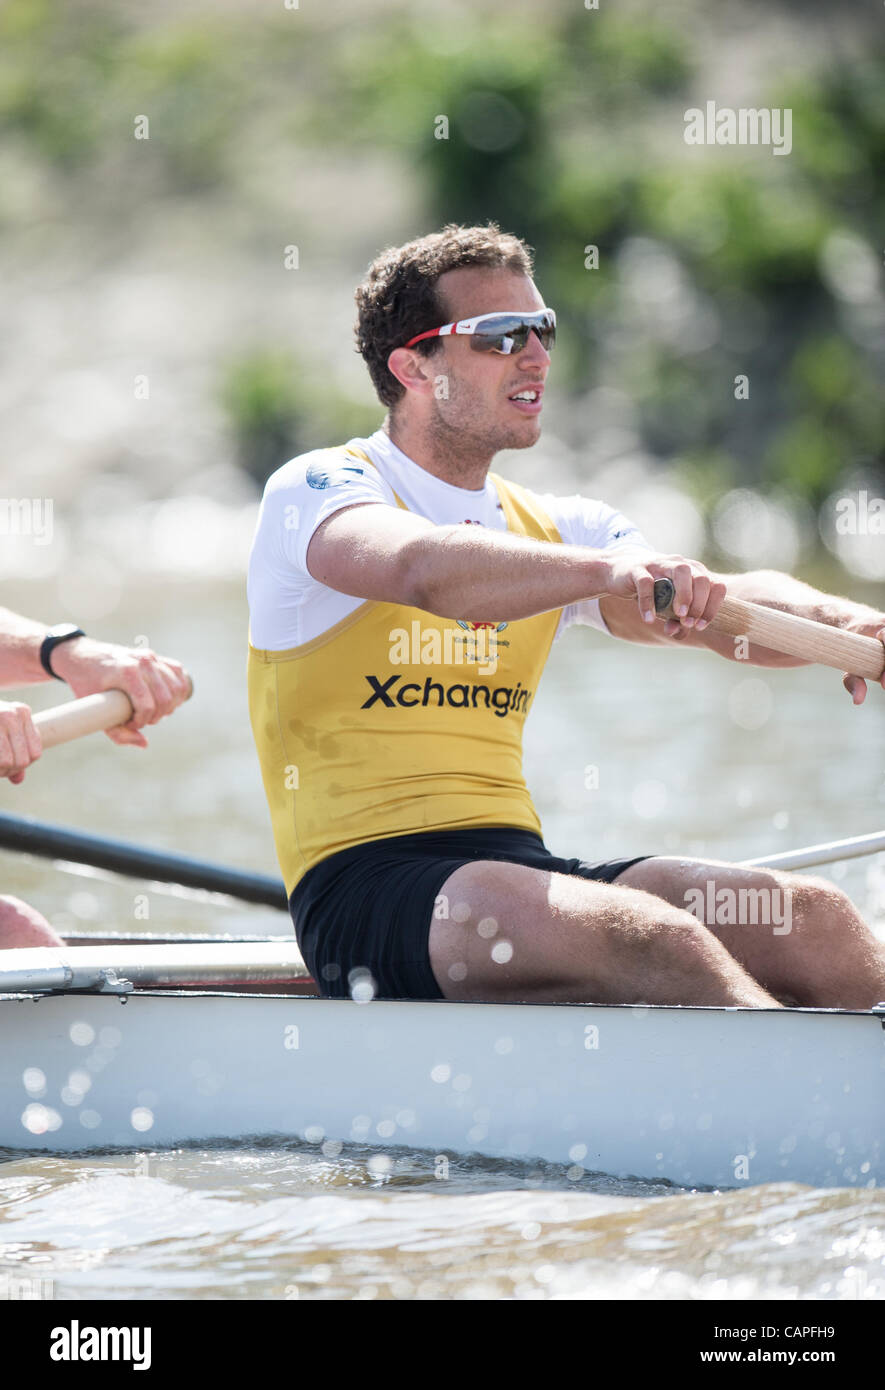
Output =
[{"x1": 248, "y1": 429, "x2": 651, "y2": 650}]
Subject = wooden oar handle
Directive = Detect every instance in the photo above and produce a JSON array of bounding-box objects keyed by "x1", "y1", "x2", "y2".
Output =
[
  {"x1": 33, "y1": 676, "x2": 193, "y2": 751},
  {"x1": 653, "y1": 579, "x2": 885, "y2": 680}
]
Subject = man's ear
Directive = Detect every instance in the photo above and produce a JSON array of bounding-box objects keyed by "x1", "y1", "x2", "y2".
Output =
[{"x1": 387, "y1": 346, "x2": 437, "y2": 399}]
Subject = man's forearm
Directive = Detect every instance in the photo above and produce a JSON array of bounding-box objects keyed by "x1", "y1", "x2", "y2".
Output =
[
  {"x1": 724, "y1": 570, "x2": 883, "y2": 629},
  {"x1": 0, "y1": 608, "x2": 53, "y2": 688},
  {"x1": 410, "y1": 525, "x2": 613, "y2": 620}
]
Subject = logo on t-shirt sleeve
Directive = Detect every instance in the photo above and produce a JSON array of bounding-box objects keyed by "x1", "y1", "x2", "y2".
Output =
[
  {"x1": 306, "y1": 460, "x2": 366, "y2": 490},
  {"x1": 608, "y1": 520, "x2": 646, "y2": 546}
]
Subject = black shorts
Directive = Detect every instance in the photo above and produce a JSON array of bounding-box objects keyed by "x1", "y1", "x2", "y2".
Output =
[{"x1": 289, "y1": 827, "x2": 650, "y2": 1001}]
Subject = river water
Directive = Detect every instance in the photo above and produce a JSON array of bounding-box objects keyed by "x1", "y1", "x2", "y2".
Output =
[{"x1": 1, "y1": 570, "x2": 884, "y2": 1302}]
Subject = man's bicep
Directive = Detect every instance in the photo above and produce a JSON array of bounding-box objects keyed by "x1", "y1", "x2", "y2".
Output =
[{"x1": 306, "y1": 502, "x2": 437, "y2": 604}]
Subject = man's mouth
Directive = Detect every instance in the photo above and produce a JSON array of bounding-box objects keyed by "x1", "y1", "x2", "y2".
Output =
[{"x1": 507, "y1": 386, "x2": 544, "y2": 414}]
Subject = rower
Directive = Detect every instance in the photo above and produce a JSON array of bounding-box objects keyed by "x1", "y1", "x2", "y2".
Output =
[
  {"x1": 247, "y1": 223, "x2": 885, "y2": 1011},
  {"x1": 0, "y1": 608, "x2": 190, "y2": 948}
]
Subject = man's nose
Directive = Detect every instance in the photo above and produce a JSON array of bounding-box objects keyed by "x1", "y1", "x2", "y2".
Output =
[{"x1": 519, "y1": 329, "x2": 551, "y2": 367}]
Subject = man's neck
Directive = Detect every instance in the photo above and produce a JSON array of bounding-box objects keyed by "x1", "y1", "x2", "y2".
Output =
[{"x1": 384, "y1": 415, "x2": 493, "y2": 492}]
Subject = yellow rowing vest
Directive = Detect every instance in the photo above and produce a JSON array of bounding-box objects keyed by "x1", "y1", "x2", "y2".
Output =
[{"x1": 247, "y1": 445, "x2": 564, "y2": 895}]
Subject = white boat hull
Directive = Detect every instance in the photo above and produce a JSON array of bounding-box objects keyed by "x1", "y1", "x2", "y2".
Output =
[{"x1": 2, "y1": 989, "x2": 882, "y2": 1190}]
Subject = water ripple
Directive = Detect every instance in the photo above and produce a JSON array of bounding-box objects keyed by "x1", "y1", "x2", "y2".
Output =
[{"x1": 1, "y1": 1146, "x2": 882, "y2": 1300}]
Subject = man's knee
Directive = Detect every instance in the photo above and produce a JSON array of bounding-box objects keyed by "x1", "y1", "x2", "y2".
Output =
[
  {"x1": 602, "y1": 887, "x2": 723, "y2": 956},
  {"x1": 0, "y1": 895, "x2": 64, "y2": 948},
  {"x1": 775, "y1": 871, "x2": 862, "y2": 937}
]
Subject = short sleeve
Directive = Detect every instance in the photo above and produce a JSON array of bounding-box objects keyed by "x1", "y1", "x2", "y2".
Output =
[
  {"x1": 264, "y1": 448, "x2": 398, "y2": 575},
  {"x1": 528, "y1": 490, "x2": 653, "y2": 637},
  {"x1": 543, "y1": 494, "x2": 651, "y2": 554}
]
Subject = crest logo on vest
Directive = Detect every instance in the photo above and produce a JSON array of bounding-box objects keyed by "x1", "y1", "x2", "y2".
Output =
[{"x1": 389, "y1": 619, "x2": 509, "y2": 676}]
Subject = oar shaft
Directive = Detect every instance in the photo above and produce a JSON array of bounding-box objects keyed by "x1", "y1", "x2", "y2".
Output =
[
  {"x1": 0, "y1": 811, "x2": 288, "y2": 911},
  {"x1": 34, "y1": 690, "x2": 134, "y2": 749},
  {"x1": 33, "y1": 677, "x2": 195, "y2": 751},
  {"x1": 654, "y1": 581, "x2": 884, "y2": 679}
]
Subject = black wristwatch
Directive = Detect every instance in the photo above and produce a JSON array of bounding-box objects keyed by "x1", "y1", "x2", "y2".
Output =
[{"x1": 40, "y1": 624, "x2": 86, "y2": 679}]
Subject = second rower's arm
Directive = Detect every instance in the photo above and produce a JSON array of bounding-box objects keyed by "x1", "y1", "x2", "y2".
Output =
[
  {"x1": 600, "y1": 568, "x2": 885, "y2": 704},
  {"x1": 0, "y1": 607, "x2": 191, "y2": 782}
]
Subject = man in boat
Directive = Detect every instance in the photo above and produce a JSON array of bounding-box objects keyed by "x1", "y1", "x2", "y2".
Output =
[
  {"x1": 0, "y1": 607, "x2": 190, "y2": 947},
  {"x1": 248, "y1": 223, "x2": 885, "y2": 1010}
]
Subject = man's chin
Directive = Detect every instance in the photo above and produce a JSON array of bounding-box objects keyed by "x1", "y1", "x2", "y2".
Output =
[{"x1": 501, "y1": 417, "x2": 542, "y2": 450}]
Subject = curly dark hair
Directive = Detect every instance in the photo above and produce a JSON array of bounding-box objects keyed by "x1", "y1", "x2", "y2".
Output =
[{"x1": 354, "y1": 223, "x2": 535, "y2": 409}]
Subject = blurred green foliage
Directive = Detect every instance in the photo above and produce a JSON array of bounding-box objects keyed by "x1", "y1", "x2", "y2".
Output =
[
  {"x1": 219, "y1": 350, "x2": 379, "y2": 486},
  {"x1": 1, "y1": 0, "x2": 881, "y2": 499},
  {"x1": 317, "y1": 10, "x2": 883, "y2": 502}
]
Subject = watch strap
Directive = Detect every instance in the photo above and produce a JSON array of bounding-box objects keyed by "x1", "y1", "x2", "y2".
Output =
[{"x1": 40, "y1": 626, "x2": 86, "y2": 680}]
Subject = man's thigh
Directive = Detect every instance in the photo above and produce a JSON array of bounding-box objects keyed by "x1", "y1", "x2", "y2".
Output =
[
  {"x1": 428, "y1": 857, "x2": 773, "y2": 1006},
  {"x1": 615, "y1": 856, "x2": 801, "y2": 990}
]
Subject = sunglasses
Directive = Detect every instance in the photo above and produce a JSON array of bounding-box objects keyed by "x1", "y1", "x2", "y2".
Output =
[{"x1": 404, "y1": 309, "x2": 556, "y2": 356}]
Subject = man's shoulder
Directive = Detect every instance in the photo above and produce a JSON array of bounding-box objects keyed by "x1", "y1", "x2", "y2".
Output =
[
  {"x1": 510, "y1": 484, "x2": 650, "y2": 549},
  {"x1": 515, "y1": 482, "x2": 603, "y2": 511},
  {"x1": 263, "y1": 440, "x2": 379, "y2": 496},
  {"x1": 495, "y1": 480, "x2": 609, "y2": 525}
]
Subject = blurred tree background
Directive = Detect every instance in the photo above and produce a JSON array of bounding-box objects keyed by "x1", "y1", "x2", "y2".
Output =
[{"x1": 1, "y1": 0, "x2": 882, "y2": 581}]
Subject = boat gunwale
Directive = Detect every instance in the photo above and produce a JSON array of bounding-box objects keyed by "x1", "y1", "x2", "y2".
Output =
[{"x1": 1, "y1": 987, "x2": 881, "y2": 1019}]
